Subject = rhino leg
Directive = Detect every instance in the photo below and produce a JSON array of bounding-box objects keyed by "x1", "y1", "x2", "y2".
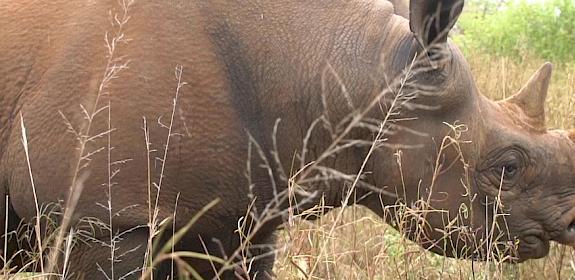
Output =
[
  {"x1": 247, "y1": 232, "x2": 277, "y2": 280},
  {"x1": 0, "y1": 190, "x2": 29, "y2": 271},
  {"x1": 67, "y1": 228, "x2": 148, "y2": 280},
  {"x1": 66, "y1": 227, "x2": 278, "y2": 279},
  {"x1": 228, "y1": 231, "x2": 277, "y2": 280},
  {"x1": 179, "y1": 228, "x2": 277, "y2": 279}
]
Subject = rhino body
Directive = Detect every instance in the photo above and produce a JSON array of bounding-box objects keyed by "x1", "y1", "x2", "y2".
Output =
[{"x1": 1, "y1": 0, "x2": 575, "y2": 279}]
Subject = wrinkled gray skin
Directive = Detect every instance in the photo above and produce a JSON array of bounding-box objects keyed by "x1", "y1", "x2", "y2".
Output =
[
  {"x1": 390, "y1": 0, "x2": 409, "y2": 18},
  {"x1": 2, "y1": 0, "x2": 575, "y2": 279}
]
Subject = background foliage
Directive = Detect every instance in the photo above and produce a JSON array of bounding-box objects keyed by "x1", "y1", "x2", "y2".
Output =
[{"x1": 455, "y1": 0, "x2": 575, "y2": 63}]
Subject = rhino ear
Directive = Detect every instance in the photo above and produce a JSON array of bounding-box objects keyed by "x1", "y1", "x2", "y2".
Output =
[
  {"x1": 504, "y1": 62, "x2": 553, "y2": 129},
  {"x1": 409, "y1": 0, "x2": 464, "y2": 49}
]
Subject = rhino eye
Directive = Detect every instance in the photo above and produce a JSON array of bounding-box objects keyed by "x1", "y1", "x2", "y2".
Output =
[
  {"x1": 493, "y1": 162, "x2": 519, "y2": 179},
  {"x1": 489, "y1": 150, "x2": 525, "y2": 183},
  {"x1": 479, "y1": 146, "x2": 529, "y2": 191}
]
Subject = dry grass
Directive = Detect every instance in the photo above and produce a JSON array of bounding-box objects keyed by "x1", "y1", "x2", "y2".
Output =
[
  {"x1": 273, "y1": 53, "x2": 575, "y2": 280},
  {"x1": 7, "y1": 46, "x2": 575, "y2": 280},
  {"x1": 465, "y1": 52, "x2": 575, "y2": 129},
  {"x1": 4, "y1": 1, "x2": 575, "y2": 278}
]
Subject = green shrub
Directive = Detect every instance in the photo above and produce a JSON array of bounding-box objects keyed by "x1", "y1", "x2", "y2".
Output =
[{"x1": 455, "y1": 0, "x2": 575, "y2": 63}]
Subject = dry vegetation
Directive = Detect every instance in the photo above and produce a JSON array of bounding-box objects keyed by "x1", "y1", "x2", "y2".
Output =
[
  {"x1": 4, "y1": 1, "x2": 575, "y2": 279},
  {"x1": 273, "y1": 53, "x2": 575, "y2": 280}
]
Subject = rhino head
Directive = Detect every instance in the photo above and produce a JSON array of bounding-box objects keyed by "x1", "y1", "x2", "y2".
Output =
[{"x1": 360, "y1": 0, "x2": 575, "y2": 261}]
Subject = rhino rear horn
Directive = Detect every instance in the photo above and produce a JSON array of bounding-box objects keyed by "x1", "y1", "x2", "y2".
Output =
[
  {"x1": 409, "y1": 0, "x2": 464, "y2": 48},
  {"x1": 505, "y1": 62, "x2": 553, "y2": 128}
]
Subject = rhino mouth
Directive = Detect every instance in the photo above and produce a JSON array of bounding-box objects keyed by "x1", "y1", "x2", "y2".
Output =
[
  {"x1": 553, "y1": 220, "x2": 575, "y2": 246},
  {"x1": 567, "y1": 220, "x2": 575, "y2": 234},
  {"x1": 511, "y1": 221, "x2": 575, "y2": 262},
  {"x1": 465, "y1": 233, "x2": 549, "y2": 262},
  {"x1": 514, "y1": 216, "x2": 575, "y2": 260},
  {"x1": 519, "y1": 234, "x2": 550, "y2": 260}
]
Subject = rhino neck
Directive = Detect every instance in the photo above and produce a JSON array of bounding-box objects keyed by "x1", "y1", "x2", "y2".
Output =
[
  {"x1": 206, "y1": 2, "x2": 418, "y2": 211},
  {"x1": 313, "y1": 18, "x2": 419, "y2": 209}
]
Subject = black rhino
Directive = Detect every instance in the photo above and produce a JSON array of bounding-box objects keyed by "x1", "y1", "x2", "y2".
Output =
[{"x1": 1, "y1": 0, "x2": 575, "y2": 279}]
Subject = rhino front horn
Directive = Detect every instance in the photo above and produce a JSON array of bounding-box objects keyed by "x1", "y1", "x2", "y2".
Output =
[{"x1": 505, "y1": 62, "x2": 553, "y2": 129}]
